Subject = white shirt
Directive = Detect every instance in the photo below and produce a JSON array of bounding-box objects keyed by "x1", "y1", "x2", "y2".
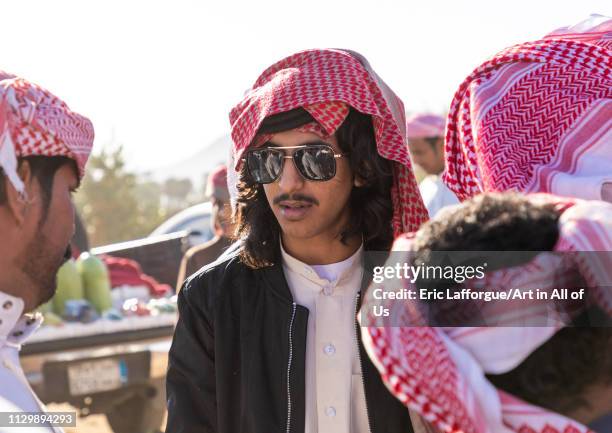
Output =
[
  {"x1": 419, "y1": 174, "x2": 460, "y2": 218},
  {"x1": 281, "y1": 242, "x2": 369, "y2": 433},
  {"x1": 0, "y1": 291, "x2": 63, "y2": 433}
]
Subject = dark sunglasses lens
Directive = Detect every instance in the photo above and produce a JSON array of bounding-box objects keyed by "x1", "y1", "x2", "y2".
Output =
[
  {"x1": 294, "y1": 146, "x2": 336, "y2": 181},
  {"x1": 247, "y1": 149, "x2": 283, "y2": 183}
]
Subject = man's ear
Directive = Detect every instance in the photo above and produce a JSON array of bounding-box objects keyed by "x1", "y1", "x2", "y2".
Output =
[
  {"x1": 5, "y1": 160, "x2": 35, "y2": 226},
  {"x1": 354, "y1": 160, "x2": 374, "y2": 188}
]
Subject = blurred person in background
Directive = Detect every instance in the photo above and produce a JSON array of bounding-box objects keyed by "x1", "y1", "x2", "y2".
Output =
[
  {"x1": 406, "y1": 113, "x2": 458, "y2": 216},
  {"x1": 0, "y1": 71, "x2": 94, "y2": 431},
  {"x1": 166, "y1": 49, "x2": 428, "y2": 433},
  {"x1": 175, "y1": 164, "x2": 234, "y2": 288}
]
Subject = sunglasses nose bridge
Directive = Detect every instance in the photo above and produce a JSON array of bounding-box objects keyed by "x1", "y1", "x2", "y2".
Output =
[{"x1": 276, "y1": 152, "x2": 305, "y2": 191}]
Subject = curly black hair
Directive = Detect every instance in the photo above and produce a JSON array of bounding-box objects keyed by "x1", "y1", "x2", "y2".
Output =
[
  {"x1": 412, "y1": 193, "x2": 561, "y2": 255},
  {"x1": 411, "y1": 192, "x2": 612, "y2": 415},
  {"x1": 233, "y1": 107, "x2": 395, "y2": 268}
]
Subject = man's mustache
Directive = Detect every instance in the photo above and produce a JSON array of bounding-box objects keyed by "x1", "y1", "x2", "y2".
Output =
[{"x1": 273, "y1": 193, "x2": 319, "y2": 206}]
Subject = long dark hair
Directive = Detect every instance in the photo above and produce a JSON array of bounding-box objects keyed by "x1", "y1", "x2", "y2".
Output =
[{"x1": 233, "y1": 107, "x2": 395, "y2": 268}]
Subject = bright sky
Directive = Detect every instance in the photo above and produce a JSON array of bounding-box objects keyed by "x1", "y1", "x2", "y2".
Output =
[{"x1": 2, "y1": 0, "x2": 610, "y2": 172}]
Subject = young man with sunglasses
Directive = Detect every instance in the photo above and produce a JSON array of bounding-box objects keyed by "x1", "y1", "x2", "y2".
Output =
[{"x1": 165, "y1": 49, "x2": 428, "y2": 433}]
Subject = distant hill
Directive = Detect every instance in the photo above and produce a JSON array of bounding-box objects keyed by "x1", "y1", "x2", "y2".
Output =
[{"x1": 145, "y1": 135, "x2": 232, "y2": 184}]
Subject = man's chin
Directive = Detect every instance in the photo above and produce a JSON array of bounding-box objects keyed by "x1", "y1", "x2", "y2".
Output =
[
  {"x1": 279, "y1": 224, "x2": 328, "y2": 242},
  {"x1": 37, "y1": 281, "x2": 57, "y2": 308},
  {"x1": 279, "y1": 219, "x2": 309, "y2": 233},
  {"x1": 36, "y1": 257, "x2": 64, "y2": 309}
]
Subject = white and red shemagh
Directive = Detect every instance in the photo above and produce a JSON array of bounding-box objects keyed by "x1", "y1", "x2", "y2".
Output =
[
  {"x1": 361, "y1": 194, "x2": 612, "y2": 433},
  {"x1": 406, "y1": 113, "x2": 446, "y2": 140},
  {"x1": 443, "y1": 16, "x2": 611, "y2": 202},
  {"x1": 0, "y1": 71, "x2": 94, "y2": 195},
  {"x1": 229, "y1": 49, "x2": 429, "y2": 234}
]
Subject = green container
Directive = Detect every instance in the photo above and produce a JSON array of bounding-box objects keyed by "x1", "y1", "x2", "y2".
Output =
[
  {"x1": 53, "y1": 259, "x2": 84, "y2": 315},
  {"x1": 77, "y1": 253, "x2": 113, "y2": 313}
]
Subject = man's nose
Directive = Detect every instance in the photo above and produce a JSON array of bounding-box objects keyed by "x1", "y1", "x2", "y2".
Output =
[{"x1": 277, "y1": 156, "x2": 305, "y2": 193}]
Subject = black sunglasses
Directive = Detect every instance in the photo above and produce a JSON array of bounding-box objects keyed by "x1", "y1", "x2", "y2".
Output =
[{"x1": 244, "y1": 143, "x2": 349, "y2": 184}]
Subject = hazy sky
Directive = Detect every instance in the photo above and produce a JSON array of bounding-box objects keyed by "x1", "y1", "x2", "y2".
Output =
[{"x1": 2, "y1": 0, "x2": 610, "y2": 172}]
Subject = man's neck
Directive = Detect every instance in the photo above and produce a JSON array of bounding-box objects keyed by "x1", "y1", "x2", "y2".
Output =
[
  {"x1": 281, "y1": 232, "x2": 362, "y2": 266},
  {"x1": 565, "y1": 385, "x2": 612, "y2": 426}
]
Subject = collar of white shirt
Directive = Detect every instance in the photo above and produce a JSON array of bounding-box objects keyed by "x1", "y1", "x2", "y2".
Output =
[
  {"x1": 280, "y1": 240, "x2": 364, "y2": 289},
  {"x1": 0, "y1": 291, "x2": 43, "y2": 348}
]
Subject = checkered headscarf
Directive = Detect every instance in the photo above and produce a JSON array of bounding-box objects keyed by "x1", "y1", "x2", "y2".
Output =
[
  {"x1": 229, "y1": 49, "x2": 429, "y2": 235},
  {"x1": 443, "y1": 16, "x2": 611, "y2": 202},
  {"x1": 406, "y1": 113, "x2": 445, "y2": 139},
  {"x1": 0, "y1": 71, "x2": 94, "y2": 195}
]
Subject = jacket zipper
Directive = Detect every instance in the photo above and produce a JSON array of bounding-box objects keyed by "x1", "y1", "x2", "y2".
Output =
[
  {"x1": 286, "y1": 302, "x2": 297, "y2": 433},
  {"x1": 355, "y1": 291, "x2": 374, "y2": 433}
]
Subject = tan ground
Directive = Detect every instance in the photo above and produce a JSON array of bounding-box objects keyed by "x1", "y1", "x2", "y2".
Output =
[
  {"x1": 47, "y1": 403, "x2": 166, "y2": 433},
  {"x1": 46, "y1": 403, "x2": 111, "y2": 433}
]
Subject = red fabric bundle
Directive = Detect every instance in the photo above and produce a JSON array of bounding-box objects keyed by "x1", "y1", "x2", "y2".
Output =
[{"x1": 102, "y1": 255, "x2": 171, "y2": 297}]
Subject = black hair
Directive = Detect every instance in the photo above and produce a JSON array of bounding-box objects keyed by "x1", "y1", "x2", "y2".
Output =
[{"x1": 412, "y1": 193, "x2": 560, "y2": 255}]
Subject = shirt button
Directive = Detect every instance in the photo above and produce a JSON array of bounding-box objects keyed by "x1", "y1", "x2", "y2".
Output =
[
  {"x1": 323, "y1": 344, "x2": 336, "y2": 356},
  {"x1": 3, "y1": 301, "x2": 12, "y2": 310},
  {"x1": 325, "y1": 406, "x2": 336, "y2": 417},
  {"x1": 323, "y1": 285, "x2": 333, "y2": 296}
]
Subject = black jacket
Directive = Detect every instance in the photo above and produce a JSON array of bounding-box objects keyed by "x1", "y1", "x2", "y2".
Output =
[{"x1": 166, "y1": 247, "x2": 413, "y2": 433}]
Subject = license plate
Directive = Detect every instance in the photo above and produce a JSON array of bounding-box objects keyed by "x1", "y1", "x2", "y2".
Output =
[{"x1": 67, "y1": 359, "x2": 127, "y2": 396}]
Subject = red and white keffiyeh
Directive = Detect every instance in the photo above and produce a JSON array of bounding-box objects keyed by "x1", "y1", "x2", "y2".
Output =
[
  {"x1": 249, "y1": 101, "x2": 351, "y2": 150},
  {"x1": 407, "y1": 113, "x2": 446, "y2": 139},
  {"x1": 0, "y1": 71, "x2": 94, "y2": 195},
  {"x1": 361, "y1": 195, "x2": 612, "y2": 433},
  {"x1": 546, "y1": 14, "x2": 612, "y2": 48},
  {"x1": 229, "y1": 49, "x2": 429, "y2": 234},
  {"x1": 443, "y1": 16, "x2": 612, "y2": 202}
]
